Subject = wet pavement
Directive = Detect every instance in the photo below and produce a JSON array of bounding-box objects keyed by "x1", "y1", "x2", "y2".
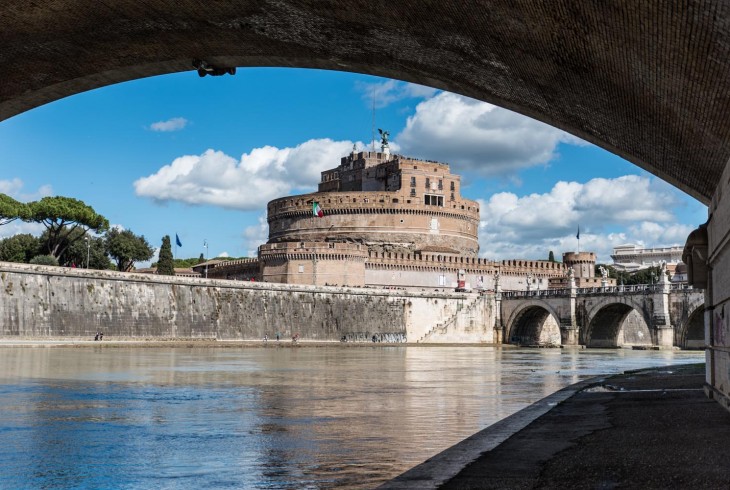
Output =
[{"x1": 383, "y1": 363, "x2": 730, "y2": 489}]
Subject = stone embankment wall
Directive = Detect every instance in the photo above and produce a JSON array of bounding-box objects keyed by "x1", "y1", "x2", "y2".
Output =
[{"x1": 0, "y1": 262, "x2": 493, "y2": 343}]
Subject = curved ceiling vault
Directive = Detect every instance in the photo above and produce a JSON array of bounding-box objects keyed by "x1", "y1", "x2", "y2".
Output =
[{"x1": 2, "y1": 1, "x2": 730, "y2": 203}]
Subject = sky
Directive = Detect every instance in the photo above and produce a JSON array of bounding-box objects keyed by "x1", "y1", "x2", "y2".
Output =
[{"x1": 0, "y1": 68, "x2": 708, "y2": 265}]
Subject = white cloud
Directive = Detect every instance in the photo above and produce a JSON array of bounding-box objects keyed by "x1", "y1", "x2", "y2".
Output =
[
  {"x1": 134, "y1": 139, "x2": 361, "y2": 210},
  {"x1": 395, "y1": 92, "x2": 585, "y2": 177},
  {"x1": 0, "y1": 179, "x2": 53, "y2": 201},
  {"x1": 0, "y1": 221, "x2": 44, "y2": 239},
  {"x1": 242, "y1": 215, "x2": 269, "y2": 257},
  {"x1": 149, "y1": 117, "x2": 188, "y2": 132},
  {"x1": 478, "y1": 175, "x2": 690, "y2": 261},
  {"x1": 356, "y1": 80, "x2": 438, "y2": 108},
  {"x1": 0, "y1": 178, "x2": 23, "y2": 196}
]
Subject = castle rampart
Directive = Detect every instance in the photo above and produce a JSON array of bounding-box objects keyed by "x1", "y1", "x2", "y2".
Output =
[{"x1": 267, "y1": 190, "x2": 480, "y2": 257}]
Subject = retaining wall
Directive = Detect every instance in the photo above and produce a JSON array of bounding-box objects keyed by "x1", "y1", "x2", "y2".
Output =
[{"x1": 0, "y1": 262, "x2": 490, "y2": 342}]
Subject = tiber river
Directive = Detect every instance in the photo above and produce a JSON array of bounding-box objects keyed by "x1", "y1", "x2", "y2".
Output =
[{"x1": 0, "y1": 345, "x2": 703, "y2": 489}]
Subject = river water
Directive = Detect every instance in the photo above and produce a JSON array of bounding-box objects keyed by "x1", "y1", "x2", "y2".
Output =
[{"x1": 0, "y1": 346, "x2": 703, "y2": 489}]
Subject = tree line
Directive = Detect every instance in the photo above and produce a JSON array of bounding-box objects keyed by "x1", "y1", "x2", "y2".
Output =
[
  {"x1": 1, "y1": 193, "x2": 246, "y2": 275},
  {"x1": 2, "y1": 194, "x2": 174, "y2": 274}
]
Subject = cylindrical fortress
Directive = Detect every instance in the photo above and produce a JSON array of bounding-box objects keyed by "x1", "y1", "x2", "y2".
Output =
[
  {"x1": 563, "y1": 251, "x2": 596, "y2": 278},
  {"x1": 267, "y1": 191, "x2": 481, "y2": 257}
]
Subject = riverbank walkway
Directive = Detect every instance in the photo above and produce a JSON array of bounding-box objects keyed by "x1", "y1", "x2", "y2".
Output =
[{"x1": 383, "y1": 363, "x2": 730, "y2": 489}]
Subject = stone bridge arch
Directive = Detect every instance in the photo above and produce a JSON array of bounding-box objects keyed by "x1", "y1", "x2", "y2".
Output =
[
  {"x1": 506, "y1": 300, "x2": 563, "y2": 347},
  {"x1": 677, "y1": 297, "x2": 706, "y2": 350},
  {"x1": 583, "y1": 298, "x2": 653, "y2": 348}
]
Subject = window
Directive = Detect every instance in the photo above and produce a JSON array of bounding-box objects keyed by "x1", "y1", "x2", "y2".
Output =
[
  {"x1": 450, "y1": 192, "x2": 455, "y2": 201},
  {"x1": 424, "y1": 194, "x2": 444, "y2": 206},
  {"x1": 438, "y1": 179, "x2": 443, "y2": 190},
  {"x1": 450, "y1": 181, "x2": 455, "y2": 191},
  {"x1": 298, "y1": 265, "x2": 304, "y2": 273},
  {"x1": 410, "y1": 176, "x2": 416, "y2": 187},
  {"x1": 425, "y1": 177, "x2": 430, "y2": 189},
  {"x1": 410, "y1": 188, "x2": 416, "y2": 197}
]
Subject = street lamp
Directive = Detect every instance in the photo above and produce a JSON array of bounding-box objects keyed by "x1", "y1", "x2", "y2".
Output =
[
  {"x1": 204, "y1": 239, "x2": 209, "y2": 278},
  {"x1": 84, "y1": 236, "x2": 90, "y2": 269}
]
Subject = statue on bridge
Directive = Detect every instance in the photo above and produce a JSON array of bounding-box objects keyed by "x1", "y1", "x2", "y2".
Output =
[{"x1": 599, "y1": 266, "x2": 608, "y2": 279}]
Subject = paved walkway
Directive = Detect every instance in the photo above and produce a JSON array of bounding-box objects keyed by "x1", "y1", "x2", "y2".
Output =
[{"x1": 382, "y1": 363, "x2": 730, "y2": 489}]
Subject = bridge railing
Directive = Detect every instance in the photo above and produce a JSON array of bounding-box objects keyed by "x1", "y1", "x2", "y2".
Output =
[
  {"x1": 502, "y1": 289, "x2": 571, "y2": 298},
  {"x1": 576, "y1": 284, "x2": 658, "y2": 294},
  {"x1": 502, "y1": 283, "x2": 694, "y2": 298}
]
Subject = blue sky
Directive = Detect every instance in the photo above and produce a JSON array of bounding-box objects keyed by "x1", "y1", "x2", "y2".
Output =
[{"x1": 0, "y1": 68, "x2": 707, "y2": 264}]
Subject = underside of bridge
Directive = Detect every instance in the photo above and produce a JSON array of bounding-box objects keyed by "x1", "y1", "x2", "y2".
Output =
[
  {"x1": 509, "y1": 307, "x2": 561, "y2": 347},
  {"x1": 2, "y1": 2, "x2": 730, "y2": 204},
  {"x1": 585, "y1": 304, "x2": 652, "y2": 349}
]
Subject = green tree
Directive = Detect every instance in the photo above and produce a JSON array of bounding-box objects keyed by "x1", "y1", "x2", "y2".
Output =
[
  {"x1": 157, "y1": 235, "x2": 175, "y2": 276},
  {"x1": 548, "y1": 250, "x2": 555, "y2": 262},
  {"x1": 105, "y1": 228, "x2": 154, "y2": 272},
  {"x1": 0, "y1": 234, "x2": 41, "y2": 262},
  {"x1": 0, "y1": 194, "x2": 30, "y2": 225},
  {"x1": 29, "y1": 254, "x2": 58, "y2": 266},
  {"x1": 27, "y1": 196, "x2": 109, "y2": 259},
  {"x1": 597, "y1": 264, "x2": 667, "y2": 285},
  {"x1": 56, "y1": 230, "x2": 112, "y2": 269}
]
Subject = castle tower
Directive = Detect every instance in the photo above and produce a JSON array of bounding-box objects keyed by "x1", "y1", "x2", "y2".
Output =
[{"x1": 563, "y1": 252, "x2": 596, "y2": 279}]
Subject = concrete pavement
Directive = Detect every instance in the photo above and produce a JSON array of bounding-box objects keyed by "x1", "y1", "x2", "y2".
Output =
[{"x1": 383, "y1": 363, "x2": 730, "y2": 489}]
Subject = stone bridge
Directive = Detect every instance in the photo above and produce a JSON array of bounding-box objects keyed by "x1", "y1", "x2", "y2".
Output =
[{"x1": 499, "y1": 282, "x2": 704, "y2": 349}]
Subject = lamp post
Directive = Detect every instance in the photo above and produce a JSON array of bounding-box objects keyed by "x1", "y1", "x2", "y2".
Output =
[
  {"x1": 204, "y1": 239, "x2": 209, "y2": 278},
  {"x1": 85, "y1": 236, "x2": 90, "y2": 269}
]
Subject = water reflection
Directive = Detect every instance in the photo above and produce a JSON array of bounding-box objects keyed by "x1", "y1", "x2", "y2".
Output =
[{"x1": 0, "y1": 346, "x2": 703, "y2": 488}]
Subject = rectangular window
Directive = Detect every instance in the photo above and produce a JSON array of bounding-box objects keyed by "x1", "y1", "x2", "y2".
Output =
[
  {"x1": 450, "y1": 181, "x2": 455, "y2": 191},
  {"x1": 298, "y1": 265, "x2": 304, "y2": 273},
  {"x1": 425, "y1": 178, "x2": 430, "y2": 189},
  {"x1": 410, "y1": 188, "x2": 416, "y2": 197},
  {"x1": 438, "y1": 179, "x2": 443, "y2": 190},
  {"x1": 424, "y1": 194, "x2": 444, "y2": 207},
  {"x1": 410, "y1": 176, "x2": 416, "y2": 187},
  {"x1": 450, "y1": 192, "x2": 455, "y2": 201}
]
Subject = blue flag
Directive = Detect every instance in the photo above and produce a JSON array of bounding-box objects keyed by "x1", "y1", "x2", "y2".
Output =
[{"x1": 175, "y1": 234, "x2": 182, "y2": 247}]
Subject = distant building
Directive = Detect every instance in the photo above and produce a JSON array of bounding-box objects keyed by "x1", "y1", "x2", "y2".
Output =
[{"x1": 611, "y1": 244, "x2": 684, "y2": 275}]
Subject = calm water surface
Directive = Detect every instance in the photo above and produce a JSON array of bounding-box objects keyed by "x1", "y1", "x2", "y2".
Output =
[{"x1": 0, "y1": 346, "x2": 703, "y2": 488}]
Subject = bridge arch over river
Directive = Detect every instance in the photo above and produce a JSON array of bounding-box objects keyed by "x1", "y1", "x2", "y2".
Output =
[
  {"x1": 506, "y1": 301, "x2": 563, "y2": 347},
  {"x1": 500, "y1": 283, "x2": 704, "y2": 350},
  {"x1": 583, "y1": 302, "x2": 653, "y2": 349}
]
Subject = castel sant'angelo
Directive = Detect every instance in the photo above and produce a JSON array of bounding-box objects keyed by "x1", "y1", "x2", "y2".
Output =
[{"x1": 210, "y1": 134, "x2": 611, "y2": 291}]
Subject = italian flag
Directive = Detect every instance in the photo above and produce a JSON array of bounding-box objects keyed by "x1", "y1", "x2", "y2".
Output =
[{"x1": 313, "y1": 201, "x2": 324, "y2": 217}]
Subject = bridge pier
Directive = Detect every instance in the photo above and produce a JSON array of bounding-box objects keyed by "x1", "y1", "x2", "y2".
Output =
[
  {"x1": 560, "y1": 325, "x2": 580, "y2": 345},
  {"x1": 655, "y1": 326, "x2": 674, "y2": 349},
  {"x1": 653, "y1": 272, "x2": 674, "y2": 349}
]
